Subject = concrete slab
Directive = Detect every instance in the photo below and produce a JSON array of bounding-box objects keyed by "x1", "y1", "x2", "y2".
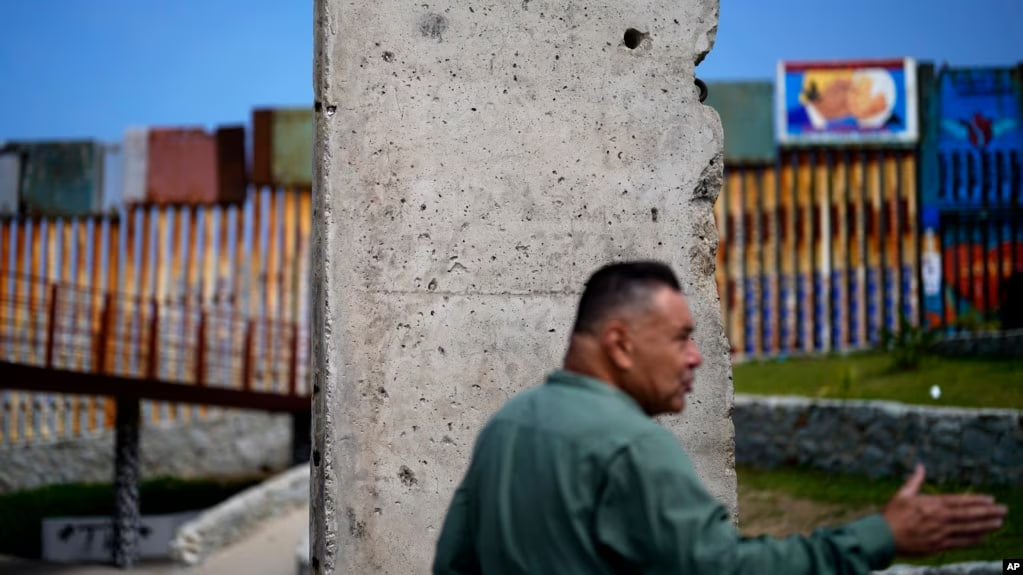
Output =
[{"x1": 311, "y1": 0, "x2": 733, "y2": 572}]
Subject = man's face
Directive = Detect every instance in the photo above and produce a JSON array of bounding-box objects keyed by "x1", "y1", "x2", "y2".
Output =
[{"x1": 615, "y1": 287, "x2": 702, "y2": 415}]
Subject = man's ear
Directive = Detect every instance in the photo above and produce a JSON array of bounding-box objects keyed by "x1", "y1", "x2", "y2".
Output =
[{"x1": 601, "y1": 321, "x2": 633, "y2": 371}]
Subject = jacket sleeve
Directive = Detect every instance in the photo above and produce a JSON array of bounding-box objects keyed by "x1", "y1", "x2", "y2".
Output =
[
  {"x1": 433, "y1": 483, "x2": 482, "y2": 575},
  {"x1": 594, "y1": 428, "x2": 896, "y2": 575}
]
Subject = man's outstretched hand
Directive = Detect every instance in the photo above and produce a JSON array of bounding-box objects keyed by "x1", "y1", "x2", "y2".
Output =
[{"x1": 883, "y1": 464, "x2": 1008, "y2": 556}]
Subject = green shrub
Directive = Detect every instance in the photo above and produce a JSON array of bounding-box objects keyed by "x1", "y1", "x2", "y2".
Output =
[{"x1": 878, "y1": 314, "x2": 940, "y2": 371}]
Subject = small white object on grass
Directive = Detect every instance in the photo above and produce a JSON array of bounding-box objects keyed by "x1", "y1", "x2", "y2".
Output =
[{"x1": 929, "y1": 384, "x2": 941, "y2": 400}]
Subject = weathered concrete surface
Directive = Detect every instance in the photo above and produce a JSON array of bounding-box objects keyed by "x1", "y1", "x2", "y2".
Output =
[
  {"x1": 312, "y1": 0, "x2": 730, "y2": 572},
  {"x1": 170, "y1": 464, "x2": 309, "y2": 566},
  {"x1": 0, "y1": 411, "x2": 290, "y2": 494}
]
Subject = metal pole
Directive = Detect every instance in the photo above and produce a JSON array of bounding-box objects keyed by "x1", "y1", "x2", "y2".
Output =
[{"x1": 112, "y1": 396, "x2": 140, "y2": 568}]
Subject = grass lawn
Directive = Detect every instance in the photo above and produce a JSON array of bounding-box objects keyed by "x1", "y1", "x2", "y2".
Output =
[
  {"x1": 738, "y1": 465, "x2": 1022, "y2": 566},
  {"x1": 733, "y1": 350, "x2": 1023, "y2": 409},
  {"x1": 0, "y1": 474, "x2": 268, "y2": 559}
]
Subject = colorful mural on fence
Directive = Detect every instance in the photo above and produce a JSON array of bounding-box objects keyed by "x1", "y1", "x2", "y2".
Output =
[
  {"x1": 713, "y1": 150, "x2": 918, "y2": 359},
  {"x1": 777, "y1": 59, "x2": 919, "y2": 145},
  {"x1": 919, "y1": 66, "x2": 1023, "y2": 330}
]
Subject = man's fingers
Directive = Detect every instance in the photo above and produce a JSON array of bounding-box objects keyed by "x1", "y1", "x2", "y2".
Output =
[
  {"x1": 940, "y1": 493, "x2": 999, "y2": 507},
  {"x1": 946, "y1": 502, "x2": 1008, "y2": 522},
  {"x1": 951, "y1": 515, "x2": 1006, "y2": 535},
  {"x1": 896, "y1": 464, "x2": 926, "y2": 498},
  {"x1": 939, "y1": 534, "x2": 989, "y2": 551}
]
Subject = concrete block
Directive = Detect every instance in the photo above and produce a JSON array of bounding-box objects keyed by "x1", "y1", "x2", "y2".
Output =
[
  {"x1": 170, "y1": 463, "x2": 309, "y2": 566},
  {"x1": 42, "y1": 511, "x2": 198, "y2": 563},
  {"x1": 311, "y1": 0, "x2": 730, "y2": 571}
]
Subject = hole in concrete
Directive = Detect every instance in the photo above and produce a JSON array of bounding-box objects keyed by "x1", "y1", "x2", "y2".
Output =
[
  {"x1": 623, "y1": 28, "x2": 644, "y2": 49},
  {"x1": 311, "y1": 556, "x2": 320, "y2": 573},
  {"x1": 313, "y1": 450, "x2": 321, "y2": 466}
]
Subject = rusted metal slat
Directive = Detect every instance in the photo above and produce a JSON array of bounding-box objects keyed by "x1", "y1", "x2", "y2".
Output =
[
  {"x1": 831, "y1": 153, "x2": 849, "y2": 348},
  {"x1": 901, "y1": 153, "x2": 919, "y2": 324},
  {"x1": 13, "y1": 223, "x2": 28, "y2": 365},
  {"x1": 198, "y1": 206, "x2": 217, "y2": 418},
  {"x1": 183, "y1": 206, "x2": 200, "y2": 422},
  {"x1": 86, "y1": 219, "x2": 105, "y2": 433},
  {"x1": 29, "y1": 221, "x2": 42, "y2": 364},
  {"x1": 762, "y1": 166, "x2": 780, "y2": 356},
  {"x1": 296, "y1": 190, "x2": 312, "y2": 391},
  {"x1": 796, "y1": 152, "x2": 814, "y2": 353},
  {"x1": 75, "y1": 221, "x2": 89, "y2": 373},
  {"x1": 217, "y1": 206, "x2": 234, "y2": 389},
  {"x1": 849, "y1": 153, "x2": 867, "y2": 347},
  {"x1": 0, "y1": 220, "x2": 10, "y2": 361},
  {"x1": 157, "y1": 207, "x2": 173, "y2": 423},
  {"x1": 139, "y1": 208, "x2": 157, "y2": 425},
  {"x1": 867, "y1": 153, "x2": 883, "y2": 343},
  {"x1": 884, "y1": 153, "x2": 902, "y2": 329},
  {"x1": 185, "y1": 207, "x2": 200, "y2": 355},
  {"x1": 724, "y1": 171, "x2": 743, "y2": 357},
  {"x1": 250, "y1": 191, "x2": 264, "y2": 390},
  {"x1": 282, "y1": 190, "x2": 297, "y2": 323},
  {"x1": 779, "y1": 157, "x2": 797, "y2": 354},
  {"x1": 814, "y1": 151, "x2": 831, "y2": 353},
  {"x1": 241, "y1": 319, "x2": 254, "y2": 392},
  {"x1": 104, "y1": 218, "x2": 121, "y2": 428},
  {"x1": 265, "y1": 190, "x2": 280, "y2": 391},
  {"x1": 165, "y1": 207, "x2": 182, "y2": 388},
  {"x1": 0, "y1": 220, "x2": 9, "y2": 443},
  {"x1": 71, "y1": 221, "x2": 86, "y2": 436},
  {"x1": 57, "y1": 221, "x2": 76, "y2": 437},
  {"x1": 233, "y1": 202, "x2": 247, "y2": 390},
  {"x1": 743, "y1": 169, "x2": 762, "y2": 357},
  {"x1": 119, "y1": 208, "x2": 138, "y2": 378},
  {"x1": 713, "y1": 173, "x2": 727, "y2": 333}
]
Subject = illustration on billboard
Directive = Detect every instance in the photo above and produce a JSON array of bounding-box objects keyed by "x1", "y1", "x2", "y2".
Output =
[{"x1": 777, "y1": 59, "x2": 918, "y2": 145}]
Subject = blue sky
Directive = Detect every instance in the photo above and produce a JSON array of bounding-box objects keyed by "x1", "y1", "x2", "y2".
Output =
[{"x1": 0, "y1": 0, "x2": 1020, "y2": 141}]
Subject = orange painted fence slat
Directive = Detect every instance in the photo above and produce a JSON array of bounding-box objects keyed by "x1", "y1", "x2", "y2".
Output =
[
  {"x1": 0, "y1": 189, "x2": 311, "y2": 446},
  {"x1": 717, "y1": 150, "x2": 920, "y2": 360}
]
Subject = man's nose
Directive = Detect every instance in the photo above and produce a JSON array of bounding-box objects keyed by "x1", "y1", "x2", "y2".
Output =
[{"x1": 688, "y1": 343, "x2": 702, "y2": 368}]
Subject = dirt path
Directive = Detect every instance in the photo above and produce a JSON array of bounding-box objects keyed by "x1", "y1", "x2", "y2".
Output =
[
  {"x1": 0, "y1": 505, "x2": 308, "y2": 575},
  {"x1": 738, "y1": 483, "x2": 882, "y2": 538}
]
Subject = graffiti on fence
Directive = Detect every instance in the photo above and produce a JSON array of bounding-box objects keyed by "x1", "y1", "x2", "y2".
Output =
[{"x1": 920, "y1": 66, "x2": 1023, "y2": 330}]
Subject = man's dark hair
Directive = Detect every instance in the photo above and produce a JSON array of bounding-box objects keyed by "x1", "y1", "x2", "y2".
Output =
[{"x1": 572, "y1": 261, "x2": 682, "y2": 335}]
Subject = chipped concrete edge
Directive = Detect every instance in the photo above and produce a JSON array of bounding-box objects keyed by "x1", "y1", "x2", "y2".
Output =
[{"x1": 169, "y1": 463, "x2": 310, "y2": 566}]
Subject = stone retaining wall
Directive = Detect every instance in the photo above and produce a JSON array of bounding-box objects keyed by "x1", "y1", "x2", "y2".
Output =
[
  {"x1": 0, "y1": 410, "x2": 292, "y2": 493},
  {"x1": 734, "y1": 395, "x2": 1022, "y2": 486},
  {"x1": 930, "y1": 328, "x2": 1023, "y2": 360}
]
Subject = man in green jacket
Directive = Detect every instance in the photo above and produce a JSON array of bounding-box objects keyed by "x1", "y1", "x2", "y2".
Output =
[{"x1": 433, "y1": 260, "x2": 1008, "y2": 574}]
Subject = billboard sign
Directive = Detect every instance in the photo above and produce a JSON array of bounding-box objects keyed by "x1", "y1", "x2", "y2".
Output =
[{"x1": 777, "y1": 58, "x2": 918, "y2": 145}]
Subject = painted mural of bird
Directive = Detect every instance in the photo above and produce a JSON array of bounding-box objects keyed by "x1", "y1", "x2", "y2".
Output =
[{"x1": 941, "y1": 113, "x2": 1018, "y2": 147}]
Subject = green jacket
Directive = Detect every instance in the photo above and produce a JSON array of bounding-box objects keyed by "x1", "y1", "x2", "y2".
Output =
[{"x1": 433, "y1": 369, "x2": 896, "y2": 574}]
